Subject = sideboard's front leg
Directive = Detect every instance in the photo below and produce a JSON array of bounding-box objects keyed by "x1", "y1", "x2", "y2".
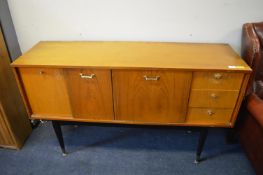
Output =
[
  {"x1": 52, "y1": 121, "x2": 67, "y2": 156},
  {"x1": 194, "y1": 128, "x2": 208, "y2": 164}
]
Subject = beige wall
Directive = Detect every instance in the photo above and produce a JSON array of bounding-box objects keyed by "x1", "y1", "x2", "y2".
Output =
[{"x1": 7, "y1": 0, "x2": 263, "y2": 54}]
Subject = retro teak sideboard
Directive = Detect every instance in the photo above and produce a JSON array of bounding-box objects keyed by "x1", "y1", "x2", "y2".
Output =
[{"x1": 11, "y1": 41, "x2": 251, "y2": 162}]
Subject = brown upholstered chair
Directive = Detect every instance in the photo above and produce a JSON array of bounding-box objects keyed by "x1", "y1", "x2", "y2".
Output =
[{"x1": 239, "y1": 22, "x2": 263, "y2": 175}]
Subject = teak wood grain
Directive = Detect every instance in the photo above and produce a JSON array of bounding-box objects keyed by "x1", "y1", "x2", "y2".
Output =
[
  {"x1": 112, "y1": 70, "x2": 192, "y2": 123},
  {"x1": 12, "y1": 41, "x2": 252, "y2": 128},
  {"x1": 0, "y1": 26, "x2": 31, "y2": 149},
  {"x1": 64, "y1": 69, "x2": 114, "y2": 120},
  {"x1": 18, "y1": 68, "x2": 72, "y2": 117},
  {"x1": 186, "y1": 108, "x2": 233, "y2": 125},
  {"x1": 229, "y1": 74, "x2": 251, "y2": 126},
  {"x1": 189, "y1": 90, "x2": 239, "y2": 108},
  {"x1": 191, "y1": 72, "x2": 244, "y2": 90},
  {"x1": 0, "y1": 102, "x2": 14, "y2": 146},
  {"x1": 11, "y1": 41, "x2": 251, "y2": 72}
]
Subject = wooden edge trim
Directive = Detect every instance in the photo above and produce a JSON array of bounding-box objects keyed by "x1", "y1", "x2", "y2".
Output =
[
  {"x1": 0, "y1": 145, "x2": 17, "y2": 150},
  {"x1": 12, "y1": 68, "x2": 32, "y2": 118},
  {"x1": 10, "y1": 64, "x2": 252, "y2": 73},
  {"x1": 30, "y1": 114, "x2": 232, "y2": 128},
  {"x1": 110, "y1": 70, "x2": 116, "y2": 120},
  {"x1": 184, "y1": 72, "x2": 194, "y2": 122}
]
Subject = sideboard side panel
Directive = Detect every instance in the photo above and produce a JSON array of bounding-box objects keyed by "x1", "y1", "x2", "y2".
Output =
[{"x1": 230, "y1": 73, "x2": 251, "y2": 127}]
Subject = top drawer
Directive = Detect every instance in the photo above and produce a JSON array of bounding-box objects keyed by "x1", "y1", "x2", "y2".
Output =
[{"x1": 191, "y1": 72, "x2": 244, "y2": 90}]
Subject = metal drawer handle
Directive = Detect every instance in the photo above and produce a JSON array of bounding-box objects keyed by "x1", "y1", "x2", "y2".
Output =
[
  {"x1": 144, "y1": 75, "x2": 160, "y2": 81},
  {"x1": 207, "y1": 110, "x2": 215, "y2": 116},
  {"x1": 214, "y1": 73, "x2": 223, "y2": 79},
  {"x1": 80, "y1": 73, "x2": 96, "y2": 79},
  {"x1": 210, "y1": 93, "x2": 218, "y2": 99}
]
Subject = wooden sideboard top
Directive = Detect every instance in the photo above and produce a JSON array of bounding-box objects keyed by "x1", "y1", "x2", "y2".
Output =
[{"x1": 11, "y1": 41, "x2": 251, "y2": 72}]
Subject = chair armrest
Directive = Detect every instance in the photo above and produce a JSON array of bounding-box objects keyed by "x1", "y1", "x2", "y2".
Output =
[
  {"x1": 241, "y1": 23, "x2": 261, "y2": 65},
  {"x1": 247, "y1": 93, "x2": 263, "y2": 128},
  {"x1": 253, "y1": 22, "x2": 263, "y2": 48},
  {"x1": 241, "y1": 23, "x2": 261, "y2": 95},
  {"x1": 255, "y1": 80, "x2": 263, "y2": 99}
]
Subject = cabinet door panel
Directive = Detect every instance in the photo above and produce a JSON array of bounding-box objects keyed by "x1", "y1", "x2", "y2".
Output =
[
  {"x1": 113, "y1": 70, "x2": 192, "y2": 123},
  {"x1": 18, "y1": 68, "x2": 72, "y2": 117},
  {"x1": 65, "y1": 69, "x2": 114, "y2": 120}
]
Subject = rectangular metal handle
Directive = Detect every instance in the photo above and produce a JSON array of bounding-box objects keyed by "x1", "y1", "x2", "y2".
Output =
[
  {"x1": 143, "y1": 75, "x2": 160, "y2": 81},
  {"x1": 80, "y1": 73, "x2": 96, "y2": 79}
]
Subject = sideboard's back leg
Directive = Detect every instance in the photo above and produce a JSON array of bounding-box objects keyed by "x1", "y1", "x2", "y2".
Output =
[
  {"x1": 194, "y1": 128, "x2": 208, "y2": 164},
  {"x1": 52, "y1": 121, "x2": 67, "y2": 156}
]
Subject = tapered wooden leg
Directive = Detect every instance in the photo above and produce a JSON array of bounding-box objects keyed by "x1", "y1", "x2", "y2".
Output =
[
  {"x1": 194, "y1": 128, "x2": 208, "y2": 164},
  {"x1": 52, "y1": 121, "x2": 67, "y2": 156}
]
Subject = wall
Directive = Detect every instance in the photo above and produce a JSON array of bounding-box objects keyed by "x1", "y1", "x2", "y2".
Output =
[
  {"x1": 0, "y1": 0, "x2": 22, "y2": 61},
  {"x1": 7, "y1": 0, "x2": 263, "y2": 54}
]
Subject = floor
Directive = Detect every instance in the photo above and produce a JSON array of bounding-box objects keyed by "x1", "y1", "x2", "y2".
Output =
[{"x1": 0, "y1": 122, "x2": 255, "y2": 175}]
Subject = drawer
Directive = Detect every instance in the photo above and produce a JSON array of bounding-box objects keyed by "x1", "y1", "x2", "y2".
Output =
[
  {"x1": 187, "y1": 108, "x2": 233, "y2": 124},
  {"x1": 189, "y1": 90, "x2": 239, "y2": 108},
  {"x1": 191, "y1": 72, "x2": 244, "y2": 90}
]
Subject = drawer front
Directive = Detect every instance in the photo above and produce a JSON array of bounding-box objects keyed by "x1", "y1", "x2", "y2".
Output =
[
  {"x1": 64, "y1": 69, "x2": 114, "y2": 120},
  {"x1": 113, "y1": 70, "x2": 192, "y2": 123},
  {"x1": 189, "y1": 90, "x2": 239, "y2": 108},
  {"x1": 191, "y1": 72, "x2": 244, "y2": 90},
  {"x1": 187, "y1": 108, "x2": 233, "y2": 124},
  {"x1": 18, "y1": 68, "x2": 72, "y2": 117}
]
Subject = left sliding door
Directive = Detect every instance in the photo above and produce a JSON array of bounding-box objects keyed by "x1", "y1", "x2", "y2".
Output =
[{"x1": 18, "y1": 68, "x2": 72, "y2": 118}]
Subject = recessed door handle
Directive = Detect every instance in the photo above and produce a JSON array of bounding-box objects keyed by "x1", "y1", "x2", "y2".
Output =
[
  {"x1": 144, "y1": 75, "x2": 160, "y2": 81},
  {"x1": 80, "y1": 73, "x2": 96, "y2": 79}
]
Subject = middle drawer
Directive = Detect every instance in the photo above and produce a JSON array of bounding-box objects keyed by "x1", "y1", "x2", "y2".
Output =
[{"x1": 189, "y1": 90, "x2": 239, "y2": 108}]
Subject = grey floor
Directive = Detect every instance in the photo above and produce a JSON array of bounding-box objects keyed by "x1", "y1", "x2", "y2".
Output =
[{"x1": 0, "y1": 122, "x2": 255, "y2": 175}]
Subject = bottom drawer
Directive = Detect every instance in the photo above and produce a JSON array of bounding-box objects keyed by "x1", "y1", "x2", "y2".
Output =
[{"x1": 187, "y1": 108, "x2": 233, "y2": 124}]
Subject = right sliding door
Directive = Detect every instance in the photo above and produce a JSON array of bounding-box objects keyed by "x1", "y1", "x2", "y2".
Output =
[{"x1": 112, "y1": 70, "x2": 192, "y2": 123}]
